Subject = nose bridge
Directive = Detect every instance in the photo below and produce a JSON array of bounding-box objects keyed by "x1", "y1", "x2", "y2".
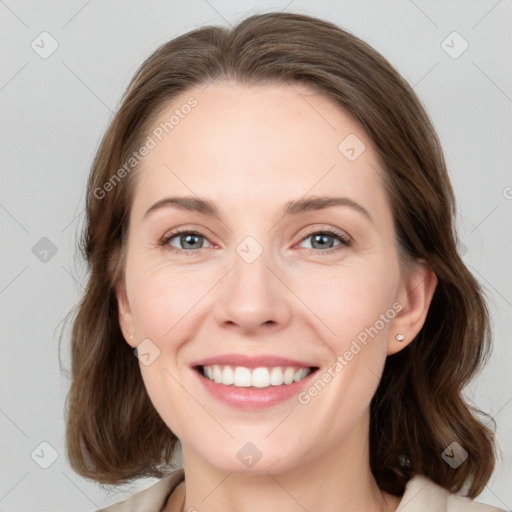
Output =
[
  {"x1": 231, "y1": 234, "x2": 276, "y2": 305},
  {"x1": 214, "y1": 234, "x2": 289, "y2": 331}
]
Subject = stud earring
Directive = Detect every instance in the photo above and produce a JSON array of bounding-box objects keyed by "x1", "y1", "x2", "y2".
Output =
[
  {"x1": 395, "y1": 334, "x2": 405, "y2": 342},
  {"x1": 130, "y1": 333, "x2": 134, "y2": 341}
]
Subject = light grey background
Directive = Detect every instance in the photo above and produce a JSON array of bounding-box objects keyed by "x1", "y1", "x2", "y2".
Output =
[{"x1": 1, "y1": 1, "x2": 511, "y2": 510}]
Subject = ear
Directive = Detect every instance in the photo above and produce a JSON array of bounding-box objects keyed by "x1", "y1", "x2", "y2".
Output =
[
  {"x1": 387, "y1": 259, "x2": 437, "y2": 355},
  {"x1": 116, "y1": 278, "x2": 137, "y2": 349}
]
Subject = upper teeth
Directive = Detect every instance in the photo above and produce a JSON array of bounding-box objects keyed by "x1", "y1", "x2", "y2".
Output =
[{"x1": 202, "y1": 365, "x2": 312, "y2": 388}]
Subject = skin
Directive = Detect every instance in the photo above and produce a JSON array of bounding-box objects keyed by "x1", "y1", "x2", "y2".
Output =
[{"x1": 117, "y1": 80, "x2": 437, "y2": 512}]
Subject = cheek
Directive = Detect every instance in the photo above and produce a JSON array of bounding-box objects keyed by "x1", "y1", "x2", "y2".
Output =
[
  {"x1": 127, "y1": 260, "x2": 205, "y2": 345},
  {"x1": 296, "y1": 263, "x2": 399, "y2": 419},
  {"x1": 128, "y1": 267, "x2": 196, "y2": 435},
  {"x1": 295, "y1": 263, "x2": 399, "y2": 349}
]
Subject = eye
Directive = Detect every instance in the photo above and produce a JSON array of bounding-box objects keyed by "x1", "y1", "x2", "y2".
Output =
[
  {"x1": 160, "y1": 227, "x2": 352, "y2": 255},
  {"x1": 296, "y1": 228, "x2": 351, "y2": 255},
  {"x1": 161, "y1": 230, "x2": 213, "y2": 252}
]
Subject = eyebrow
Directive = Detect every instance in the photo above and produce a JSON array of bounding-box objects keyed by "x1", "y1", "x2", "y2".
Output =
[{"x1": 143, "y1": 195, "x2": 373, "y2": 222}]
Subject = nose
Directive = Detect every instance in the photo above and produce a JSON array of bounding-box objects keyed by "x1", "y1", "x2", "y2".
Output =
[{"x1": 214, "y1": 246, "x2": 292, "y2": 335}]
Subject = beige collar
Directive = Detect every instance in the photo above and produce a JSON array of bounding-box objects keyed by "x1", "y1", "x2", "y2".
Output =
[{"x1": 99, "y1": 469, "x2": 505, "y2": 512}]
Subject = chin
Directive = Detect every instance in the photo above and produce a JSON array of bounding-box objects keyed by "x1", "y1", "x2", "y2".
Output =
[{"x1": 195, "y1": 441, "x2": 303, "y2": 475}]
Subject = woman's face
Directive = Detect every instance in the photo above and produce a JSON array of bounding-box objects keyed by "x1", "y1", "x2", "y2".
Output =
[{"x1": 117, "y1": 80, "x2": 430, "y2": 474}]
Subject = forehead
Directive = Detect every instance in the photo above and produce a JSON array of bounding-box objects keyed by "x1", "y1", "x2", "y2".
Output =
[{"x1": 131, "y1": 80, "x2": 388, "y2": 220}]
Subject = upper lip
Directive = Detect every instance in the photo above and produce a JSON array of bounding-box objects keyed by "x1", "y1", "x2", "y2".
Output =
[{"x1": 191, "y1": 354, "x2": 318, "y2": 369}]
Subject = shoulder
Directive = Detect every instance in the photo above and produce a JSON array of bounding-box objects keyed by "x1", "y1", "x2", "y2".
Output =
[
  {"x1": 398, "y1": 474, "x2": 508, "y2": 512},
  {"x1": 95, "y1": 469, "x2": 506, "y2": 512},
  {"x1": 96, "y1": 468, "x2": 185, "y2": 512}
]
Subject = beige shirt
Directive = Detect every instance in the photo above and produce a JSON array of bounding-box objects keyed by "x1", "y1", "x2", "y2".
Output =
[{"x1": 97, "y1": 469, "x2": 507, "y2": 512}]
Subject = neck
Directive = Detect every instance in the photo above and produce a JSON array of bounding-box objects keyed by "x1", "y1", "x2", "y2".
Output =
[{"x1": 171, "y1": 409, "x2": 401, "y2": 512}]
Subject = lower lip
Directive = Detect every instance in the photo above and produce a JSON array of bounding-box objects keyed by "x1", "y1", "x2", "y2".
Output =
[{"x1": 194, "y1": 368, "x2": 318, "y2": 410}]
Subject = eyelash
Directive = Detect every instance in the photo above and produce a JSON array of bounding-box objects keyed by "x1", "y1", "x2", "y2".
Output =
[{"x1": 159, "y1": 227, "x2": 352, "y2": 256}]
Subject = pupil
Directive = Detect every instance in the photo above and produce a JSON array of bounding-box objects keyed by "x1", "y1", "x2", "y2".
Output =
[
  {"x1": 183, "y1": 234, "x2": 201, "y2": 249},
  {"x1": 313, "y1": 233, "x2": 333, "y2": 249}
]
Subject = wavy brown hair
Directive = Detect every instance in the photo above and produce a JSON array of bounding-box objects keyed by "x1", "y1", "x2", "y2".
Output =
[{"x1": 60, "y1": 11, "x2": 498, "y2": 497}]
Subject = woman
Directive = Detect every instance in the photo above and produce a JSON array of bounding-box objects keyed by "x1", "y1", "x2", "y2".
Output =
[{"x1": 62, "y1": 11, "x2": 505, "y2": 512}]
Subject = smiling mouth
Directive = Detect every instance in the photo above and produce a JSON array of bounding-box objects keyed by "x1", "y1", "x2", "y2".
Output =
[{"x1": 194, "y1": 364, "x2": 319, "y2": 388}]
